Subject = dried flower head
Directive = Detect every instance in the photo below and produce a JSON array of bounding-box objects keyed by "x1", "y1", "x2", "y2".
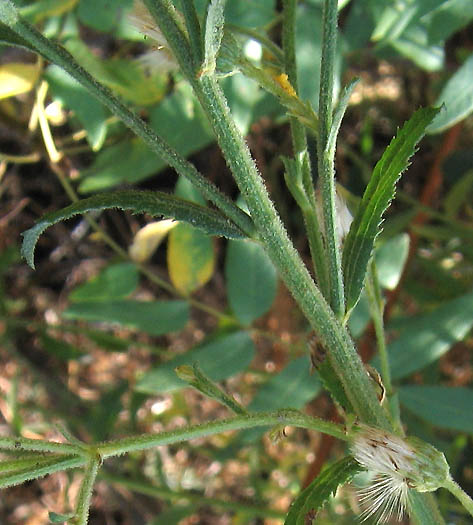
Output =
[
  {"x1": 128, "y1": 0, "x2": 178, "y2": 72},
  {"x1": 351, "y1": 425, "x2": 449, "y2": 523}
]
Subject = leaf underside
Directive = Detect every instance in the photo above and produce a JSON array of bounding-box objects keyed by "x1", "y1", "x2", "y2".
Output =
[{"x1": 21, "y1": 190, "x2": 247, "y2": 268}]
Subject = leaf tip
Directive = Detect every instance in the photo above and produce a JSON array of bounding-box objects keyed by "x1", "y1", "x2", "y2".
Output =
[{"x1": 20, "y1": 228, "x2": 38, "y2": 270}]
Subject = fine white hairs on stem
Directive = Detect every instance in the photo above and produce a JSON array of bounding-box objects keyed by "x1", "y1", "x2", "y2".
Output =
[
  {"x1": 350, "y1": 425, "x2": 450, "y2": 524},
  {"x1": 128, "y1": 0, "x2": 178, "y2": 72}
]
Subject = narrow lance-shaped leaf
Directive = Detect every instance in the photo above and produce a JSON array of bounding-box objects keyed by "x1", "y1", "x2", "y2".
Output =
[
  {"x1": 342, "y1": 106, "x2": 440, "y2": 314},
  {"x1": 285, "y1": 457, "x2": 361, "y2": 524},
  {"x1": 21, "y1": 190, "x2": 247, "y2": 269}
]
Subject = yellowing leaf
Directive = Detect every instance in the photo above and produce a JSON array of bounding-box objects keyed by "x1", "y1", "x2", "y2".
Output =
[
  {"x1": 167, "y1": 223, "x2": 214, "y2": 296},
  {"x1": 0, "y1": 63, "x2": 41, "y2": 99},
  {"x1": 129, "y1": 219, "x2": 178, "y2": 263},
  {"x1": 20, "y1": 0, "x2": 79, "y2": 22}
]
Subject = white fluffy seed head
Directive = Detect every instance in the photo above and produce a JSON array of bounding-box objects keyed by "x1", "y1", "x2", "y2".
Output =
[{"x1": 351, "y1": 426, "x2": 449, "y2": 524}]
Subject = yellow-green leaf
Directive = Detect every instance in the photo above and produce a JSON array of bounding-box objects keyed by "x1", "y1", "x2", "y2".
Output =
[
  {"x1": 129, "y1": 219, "x2": 178, "y2": 263},
  {"x1": 167, "y1": 223, "x2": 214, "y2": 296},
  {"x1": 0, "y1": 62, "x2": 40, "y2": 99}
]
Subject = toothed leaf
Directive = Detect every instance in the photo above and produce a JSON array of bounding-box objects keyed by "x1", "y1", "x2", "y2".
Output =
[
  {"x1": 342, "y1": 107, "x2": 440, "y2": 314},
  {"x1": 21, "y1": 190, "x2": 246, "y2": 268}
]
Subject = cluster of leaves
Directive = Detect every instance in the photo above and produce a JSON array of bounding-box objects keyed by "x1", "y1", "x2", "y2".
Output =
[{"x1": 0, "y1": 0, "x2": 473, "y2": 524}]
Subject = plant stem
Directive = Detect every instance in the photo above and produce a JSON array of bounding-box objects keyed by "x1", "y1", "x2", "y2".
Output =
[
  {"x1": 179, "y1": 0, "x2": 202, "y2": 64},
  {"x1": 193, "y1": 73, "x2": 388, "y2": 427},
  {"x1": 100, "y1": 472, "x2": 286, "y2": 519},
  {"x1": 281, "y1": 0, "x2": 330, "y2": 300},
  {"x1": 74, "y1": 454, "x2": 101, "y2": 525},
  {"x1": 0, "y1": 435, "x2": 87, "y2": 456},
  {"x1": 443, "y1": 476, "x2": 473, "y2": 518},
  {"x1": 97, "y1": 410, "x2": 348, "y2": 458},
  {"x1": 317, "y1": 0, "x2": 345, "y2": 317}
]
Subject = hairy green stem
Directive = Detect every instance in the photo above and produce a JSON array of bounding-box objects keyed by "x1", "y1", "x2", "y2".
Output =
[
  {"x1": 97, "y1": 410, "x2": 347, "y2": 458},
  {"x1": 191, "y1": 73, "x2": 388, "y2": 427},
  {"x1": 317, "y1": 0, "x2": 345, "y2": 317},
  {"x1": 178, "y1": 0, "x2": 203, "y2": 63},
  {"x1": 74, "y1": 455, "x2": 101, "y2": 525},
  {"x1": 443, "y1": 477, "x2": 473, "y2": 518},
  {"x1": 282, "y1": 0, "x2": 330, "y2": 300}
]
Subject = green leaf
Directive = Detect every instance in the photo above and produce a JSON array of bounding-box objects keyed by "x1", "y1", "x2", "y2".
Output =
[
  {"x1": 101, "y1": 58, "x2": 167, "y2": 106},
  {"x1": 426, "y1": 0, "x2": 473, "y2": 43},
  {"x1": 202, "y1": 0, "x2": 226, "y2": 76},
  {"x1": 239, "y1": 356, "x2": 321, "y2": 444},
  {"x1": 45, "y1": 65, "x2": 108, "y2": 151},
  {"x1": 428, "y1": 54, "x2": 473, "y2": 134},
  {"x1": 40, "y1": 333, "x2": 85, "y2": 361},
  {"x1": 86, "y1": 330, "x2": 130, "y2": 352},
  {"x1": 167, "y1": 222, "x2": 215, "y2": 296},
  {"x1": 21, "y1": 190, "x2": 246, "y2": 269},
  {"x1": 347, "y1": 290, "x2": 370, "y2": 338},
  {"x1": 69, "y1": 263, "x2": 138, "y2": 302},
  {"x1": 390, "y1": 24, "x2": 444, "y2": 72},
  {"x1": 135, "y1": 331, "x2": 255, "y2": 394},
  {"x1": 86, "y1": 381, "x2": 128, "y2": 441},
  {"x1": 444, "y1": 169, "x2": 473, "y2": 219},
  {"x1": 285, "y1": 457, "x2": 361, "y2": 524},
  {"x1": 62, "y1": 37, "x2": 167, "y2": 106},
  {"x1": 249, "y1": 357, "x2": 320, "y2": 412},
  {"x1": 225, "y1": 239, "x2": 277, "y2": 325},
  {"x1": 49, "y1": 512, "x2": 75, "y2": 524},
  {"x1": 79, "y1": 138, "x2": 163, "y2": 192},
  {"x1": 399, "y1": 386, "x2": 473, "y2": 434},
  {"x1": 372, "y1": 0, "x2": 444, "y2": 43},
  {"x1": 195, "y1": 0, "x2": 275, "y2": 27},
  {"x1": 373, "y1": 290, "x2": 473, "y2": 380},
  {"x1": 374, "y1": 233, "x2": 409, "y2": 290},
  {"x1": 342, "y1": 106, "x2": 440, "y2": 314},
  {"x1": 63, "y1": 300, "x2": 189, "y2": 336},
  {"x1": 79, "y1": 85, "x2": 214, "y2": 191},
  {"x1": 77, "y1": 0, "x2": 131, "y2": 32},
  {"x1": 295, "y1": 3, "x2": 322, "y2": 110},
  {"x1": 409, "y1": 492, "x2": 446, "y2": 525}
]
